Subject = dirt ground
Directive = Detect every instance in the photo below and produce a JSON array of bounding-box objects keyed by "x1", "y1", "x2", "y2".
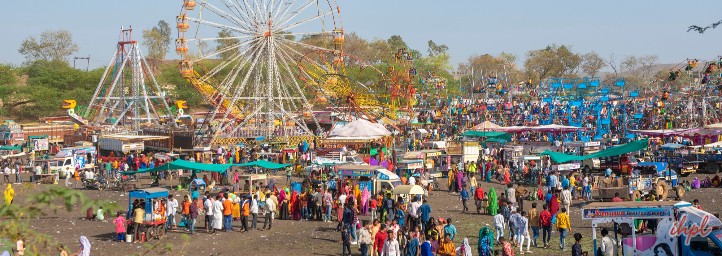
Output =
[{"x1": 6, "y1": 172, "x2": 722, "y2": 255}]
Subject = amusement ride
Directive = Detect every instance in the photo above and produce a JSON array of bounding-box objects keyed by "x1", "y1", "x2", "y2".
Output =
[{"x1": 176, "y1": 0, "x2": 349, "y2": 146}]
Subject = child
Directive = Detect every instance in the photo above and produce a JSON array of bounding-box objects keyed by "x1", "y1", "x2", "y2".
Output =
[
  {"x1": 113, "y1": 212, "x2": 127, "y2": 242},
  {"x1": 341, "y1": 225, "x2": 352, "y2": 256},
  {"x1": 571, "y1": 233, "x2": 583, "y2": 256}
]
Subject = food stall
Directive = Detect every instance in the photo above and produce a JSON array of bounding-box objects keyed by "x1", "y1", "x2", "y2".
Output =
[
  {"x1": 583, "y1": 201, "x2": 722, "y2": 256},
  {"x1": 127, "y1": 188, "x2": 169, "y2": 241},
  {"x1": 392, "y1": 185, "x2": 426, "y2": 204},
  {"x1": 238, "y1": 173, "x2": 267, "y2": 194}
]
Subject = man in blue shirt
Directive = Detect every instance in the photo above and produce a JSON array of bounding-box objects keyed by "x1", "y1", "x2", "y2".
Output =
[
  {"x1": 419, "y1": 199, "x2": 432, "y2": 229},
  {"x1": 460, "y1": 186, "x2": 470, "y2": 213},
  {"x1": 444, "y1": 218, "x2": 457, "y2": 241},
  {"x1": 420, "y1": 234, "x2": 433, "y2": 256},
  {"x1": 605, "y1": 168, "x2": 613, "y2": 177}
]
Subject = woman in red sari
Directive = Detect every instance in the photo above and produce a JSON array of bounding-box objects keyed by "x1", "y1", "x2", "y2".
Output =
[{"x1": 290, "y1": 190, "x2": 299, "y2": 220}]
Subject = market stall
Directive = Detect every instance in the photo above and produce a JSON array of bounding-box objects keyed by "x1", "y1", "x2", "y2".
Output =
[{"x1": 127, "y1": 188, "x2": 169, "y2": 241}]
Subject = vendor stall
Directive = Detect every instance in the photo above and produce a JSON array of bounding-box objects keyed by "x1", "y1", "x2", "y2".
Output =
[{"x1": 127, "y1": 188, "x2": 169, "y2": 241}]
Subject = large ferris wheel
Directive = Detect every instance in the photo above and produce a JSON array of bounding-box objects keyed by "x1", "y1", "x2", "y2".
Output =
[{"x1": 176, "y1": 0, "x2": 349, "y2": 145}]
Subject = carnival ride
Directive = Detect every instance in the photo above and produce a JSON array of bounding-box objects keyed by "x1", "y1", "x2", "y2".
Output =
[
  {"x1": 176, "y1": 0, "x2": 365, "y2": 146},
  {"x1": 81, "y1": 27, "x2": 175, "y2": 131}
]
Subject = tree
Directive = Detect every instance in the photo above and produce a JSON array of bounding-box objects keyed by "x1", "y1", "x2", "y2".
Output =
[
  {"x1": 142, "y1": 20, "x2": 172, "y2": 60},
  {"x1": 216, "y1": 29, "x2": 241, "y2": 60},
  {"x1": 524, "y1": 44, "x2": 581, "y2": 83},
  {"x1": 386, "y1": 35, "x2": 408, "y2": 51},
  {"x1": 427, "y1": 40, "x2": 449, "y2": 57},
  {"x1": 18, "y1": 30, "x2": 79, "y2": 63},
  {"x1": 581, "y1": 52, "x2": 606, "y2": 77}
]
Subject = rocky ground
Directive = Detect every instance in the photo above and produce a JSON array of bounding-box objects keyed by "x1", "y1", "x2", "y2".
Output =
[{"x1": 6, "y1": 172, "x2": 722, "y2": 255}]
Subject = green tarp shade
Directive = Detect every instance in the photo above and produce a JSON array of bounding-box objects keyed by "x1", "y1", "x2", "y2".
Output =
[
  {"x1": 541, "y1": 139, "x2": 649, "y2": 163},
  {"x1": 121, "y1": 159, "x2": 233, "y2": 175},
  {"x1": 484, "y1": 138, "x2": 508, "y2": 143},
  {"x1": 462, "y1": 130, "x2": 510, "y2": 139},
  {"x1": 28, "y1": 135, "x2": 48, "y2": 139},
  {"x1": 235, "y1": 160, "x2": 291, "y2": 169},
  {"x1": 0, "y1": 145, "x2": 21, "y2": 151}
]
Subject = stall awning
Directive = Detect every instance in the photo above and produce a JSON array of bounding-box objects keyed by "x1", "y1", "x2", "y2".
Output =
[
  {"x1": 122, "y1": 159, "x2": 234, "y2": 175},
  {"x1": 541, "y1": 139, "x2": 648, "y2": 163},
  {"x1": 236, "y1": 160, "x2": 291, "y2": 169},
  {"x1": 393, "y1": 185, "x2": 425, "y2": 195}
]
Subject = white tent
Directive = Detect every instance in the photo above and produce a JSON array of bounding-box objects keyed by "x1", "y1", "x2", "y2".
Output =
[{"x1": 328, "y1": 119, "x2": 391, "y2": 138}]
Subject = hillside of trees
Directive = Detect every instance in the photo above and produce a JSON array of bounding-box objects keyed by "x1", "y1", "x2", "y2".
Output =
[{"x1": 1, "y1": 24, "x2": 684, "y2": 121}]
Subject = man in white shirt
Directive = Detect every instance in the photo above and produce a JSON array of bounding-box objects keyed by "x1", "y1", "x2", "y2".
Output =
[
  {"x1": 408, "y1": 175, "x2": 416, "y2": 186},
  {"x1": 250, "y1": 195, "x2": 259, "y2": 229},
  {"x1": 263, "y1": 196, "x2": 276, "y2": 230},
  {"x1": 600, "y1": 228, "x2": 618, "y2": 256},
  {"x1": 203, "y1": 194, "x2": 214, "y2": 233},
  {"x1": 338, "y1": 193, "x2": 347, "y2": 209},
  {"x1": 382, "y1": 230, "x2": 400, "y2": 256},
  {"x1": 167, "y1": 195, "x2": 179, "y2": 230},
  {"x1": 494, "y1": 213, "x2": 505, "y2": 242},
  {"x1": 409, "y1": 197, "x2": 422, "y2": 229}
]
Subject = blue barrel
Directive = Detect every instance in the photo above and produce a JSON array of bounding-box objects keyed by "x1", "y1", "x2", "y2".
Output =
[{"x1": 291, "y1": 182, "x2": 302, "y2": 193}]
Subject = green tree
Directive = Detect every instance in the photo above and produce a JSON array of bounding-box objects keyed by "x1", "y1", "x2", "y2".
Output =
[
  {"x1": 427, "y1": 40, "x2": 449, "y2": 57},
  {"x1": 18, "y1": 30, "x2": 79, "y2": 63},
  {"x1": 216, "y1": 29, "x2": 241, "y2": 60},
  {"x1": 581, "y1": 52, "x2": 606, "y2": 77},
  {"x1": 142, "y1": 20, "x2": 172, "y2": 60},
  {"x1": 524, "y1": 44, "x2": 581, "y2": 83}
]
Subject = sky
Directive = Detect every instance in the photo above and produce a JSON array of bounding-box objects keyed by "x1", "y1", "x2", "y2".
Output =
[{"x1": 3, "y1": 0, "x2": 722, "y2": 70}]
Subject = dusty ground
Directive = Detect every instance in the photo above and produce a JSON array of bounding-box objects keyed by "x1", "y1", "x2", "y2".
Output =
[{"x1": 6, "y1": 172, "x2": 722, "y2": 255}]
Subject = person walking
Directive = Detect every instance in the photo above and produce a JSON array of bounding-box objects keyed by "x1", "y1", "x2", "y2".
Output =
[
  {"x1": 528, "y1": 203, "x2": 540, "y2": 247},
  {"x1": 459, "y1": 186, "x2": 470, "y2": 213},
  {"x1": 188, "y1": 196, "x2": 198, "y2": 235},
  {"x1": 240, "y1": 197, "x2": 250, "y2": 232},
  {"x1": 212, "y1": 195, "x2": 223, "y2": 233},
  {"x1": 251, "y1": 195, "x2": 259, "y2": 229},
  {"x1": 600, "y1": 228, "x2": 618, "y2": 256},
  {"x1": 571, "y1": 233, "x2": 583, "y2": 256},
  {"x1": 419, "y1": 199, "x2": 432, "y2": 230},
  {"x1": 517, "y1": 211, "x2": 531, "y2": 254},
  {"x1": 494, "y1": 211, "x2": 505, "y2": 243},
  {"x1": 341, "y1": 225, "x2": 352, "y2": 256},
  {"x1": 263, "y1": 193, "x2": 276, "y2": 230},
  {"x1": 113, "y1": 212, "x2": 127, "y2": 242},
  {"x1": 555, "y1": 207, "x2": 571, "y2": 251},
  {"x1": 358, "y1": 220, "x2": 372, "y2": 256},
  {"x1": 561, "y1": 188, "x2": 572, "y2": 212},
  {"x1": 4, "y1": 184, "x2": 14, "y2": 205},
  {"x1": 540, "y1": 204, "x2": 552, "y2": 248},
  {"x1": 204, "y1": 193, "x2": 214, "y2": 233}
]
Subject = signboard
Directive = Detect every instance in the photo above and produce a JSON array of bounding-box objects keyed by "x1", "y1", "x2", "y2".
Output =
[
  {"x1": 401, "y1": 161, "x2": 424, "y2": 169},
  {"x1": 582, "y1": 207, "x2": 672, "y2": 220},
  {"x1": 553, "y1": 163, "x2": 581, "y2": 171},
  {"x1": 338, "y1": 169, "x2": 374, "y2": 177},
  {"x1": 121, "y1": 142, "x2": 144, "y2": 154},
  {"x1": 33, "y1": 138, "x2": 49, "y2": 151}
]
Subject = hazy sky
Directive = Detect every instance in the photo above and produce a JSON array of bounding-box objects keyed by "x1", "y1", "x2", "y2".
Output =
[{"x1": 4, "y1": 0, "x2": 722, "y2": 69}]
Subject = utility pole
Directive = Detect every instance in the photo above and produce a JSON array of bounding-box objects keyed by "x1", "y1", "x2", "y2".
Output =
[{"x1": 74, "y1": 56, "x2": 90, "y2": 71}]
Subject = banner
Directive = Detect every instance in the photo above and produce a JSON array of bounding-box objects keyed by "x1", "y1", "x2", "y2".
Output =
[{"x1": 33, "y1": 138, "x2": 49, "y2": 151}]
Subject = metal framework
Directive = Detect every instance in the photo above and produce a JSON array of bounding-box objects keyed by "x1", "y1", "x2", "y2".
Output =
[
  {"x1": 85, "y1": 27, "x2": 175, "y2": 130},
  {"x1": 177, "y1": 0, "x2": 344, "y2": 146}
]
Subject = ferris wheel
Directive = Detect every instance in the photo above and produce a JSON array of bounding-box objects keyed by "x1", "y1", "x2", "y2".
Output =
[{"x1": 176, "y1": 0, "x2": 344, "y2": 145}]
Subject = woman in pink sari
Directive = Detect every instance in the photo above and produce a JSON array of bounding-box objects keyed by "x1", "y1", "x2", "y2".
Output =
[{"x1": 360, "y1": 187, "x2": 370, "y2": 215}]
